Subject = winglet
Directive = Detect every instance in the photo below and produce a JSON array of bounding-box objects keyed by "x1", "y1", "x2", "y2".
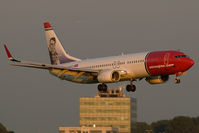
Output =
[
  {"x1": 4, "y1": 44, "x2": 20, "y2": 62},
  {"x1": 4, "y1": 44, "x2": 13, "y2": 60}
]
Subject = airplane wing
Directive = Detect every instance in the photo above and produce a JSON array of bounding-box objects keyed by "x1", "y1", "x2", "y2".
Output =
[{"x1": 4, "y1": 44, "x2": 99, "y2": 73}]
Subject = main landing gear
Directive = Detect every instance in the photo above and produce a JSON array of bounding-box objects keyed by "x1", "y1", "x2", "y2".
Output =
[
  {"x1": 98, "y1": 83, "x2": 108, "y2": 92},
  {"x1": 126, "y1": 80, "x2": 136, "y2": 92},
  {"x1": 97, "y1": 80, "x2": 137, "y2": 93}
]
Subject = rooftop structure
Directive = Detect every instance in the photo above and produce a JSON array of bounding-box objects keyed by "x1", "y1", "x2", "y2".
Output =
[
  {"x1": 96, "y1": 87, "x2": 125, "y2": 97},
  {"x1": 59, "y1": 126, "x2": 118, "y2": 133}
]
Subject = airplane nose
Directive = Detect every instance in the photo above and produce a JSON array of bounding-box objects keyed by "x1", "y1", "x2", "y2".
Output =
[{"x1": 188, "y1": 58, "x2": 194, "y2": 68}]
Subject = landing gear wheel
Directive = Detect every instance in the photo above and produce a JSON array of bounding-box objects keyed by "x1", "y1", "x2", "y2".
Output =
[
  {"x1": 98, "y1": 84, "x2": 103, "y2": 92},
  {"x1": 102, "y1": 83, "x2": 108, "y2": 92},
  {"x1": 126, "y1": 84, "x2": 136, "y2": 92},
  {"x1": 98, "y1": 83, "x2": 108, "y2": 92},
  {"x1": 132, "y1": 85, "x2": 136, "y2": 92},
  {"x1": 126, "y1": 85, "x2": 132, "y2": 92},
  {"x1": 126, "y1": 79, "x2": 137, "y2": 92},
  {"x1": 175, "y1": 78, "x2": 180, "y2": 84}
]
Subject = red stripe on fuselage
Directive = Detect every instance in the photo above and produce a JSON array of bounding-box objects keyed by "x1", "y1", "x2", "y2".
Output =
[{"x1": 146, "y1": 51, "x2": 191, "y2": 76}]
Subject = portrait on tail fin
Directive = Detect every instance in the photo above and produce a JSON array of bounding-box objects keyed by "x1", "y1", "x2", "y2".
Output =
[{"x1": 48, "y1": 37, "x2": 60, "y2": 65}]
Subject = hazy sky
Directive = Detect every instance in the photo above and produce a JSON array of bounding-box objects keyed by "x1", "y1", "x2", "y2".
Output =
[{"x1": 0, "y1": 0, "x2": 199, "y2": 133}]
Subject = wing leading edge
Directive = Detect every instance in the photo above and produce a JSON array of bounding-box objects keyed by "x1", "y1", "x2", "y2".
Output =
[{"x1": 4, "y1": 44, "x2": 99, "y2": 73}]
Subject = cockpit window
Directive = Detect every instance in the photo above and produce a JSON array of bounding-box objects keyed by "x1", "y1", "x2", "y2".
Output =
[{"x1": 175, "y1": 55, "x2": 187, "y2": 58}]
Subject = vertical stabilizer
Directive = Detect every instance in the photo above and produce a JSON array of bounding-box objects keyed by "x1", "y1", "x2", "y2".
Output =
[{"x1": 44, "y1": 22, "x2": 80, "y2": 65}]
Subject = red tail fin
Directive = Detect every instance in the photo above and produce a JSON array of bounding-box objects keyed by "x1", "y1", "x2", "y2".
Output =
[{"x1": 44, "y1": 22, "x2": 52, "y2": 29}]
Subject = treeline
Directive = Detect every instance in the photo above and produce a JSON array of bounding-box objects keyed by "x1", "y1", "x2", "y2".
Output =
[
  {"x1": 0, "y1": 123, "x2": 14, "y2": 133},
  {"x1": 0, "y1": 123, "x2": 9, "y2": 133},
  {"x1": 132, "y1": 116, "x2": 199, "y2": 133}
]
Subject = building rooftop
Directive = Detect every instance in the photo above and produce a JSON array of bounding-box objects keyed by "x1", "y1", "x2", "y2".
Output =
[
  {"x1": 96, "y1": 87, "x2": 125, "y2": 97},
  {"x1": 59, "y1": 126, "x2": 118, "y2": 133}
]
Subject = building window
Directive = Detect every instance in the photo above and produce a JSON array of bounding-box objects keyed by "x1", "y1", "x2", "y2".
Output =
[{"x1": 90, "y1": 130, "x2": 102, "y2": 133}]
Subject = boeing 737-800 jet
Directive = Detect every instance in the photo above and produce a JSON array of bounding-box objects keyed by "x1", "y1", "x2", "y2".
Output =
[{"x1": 4, "y1": 22, "x2": 194, "y2": 92}]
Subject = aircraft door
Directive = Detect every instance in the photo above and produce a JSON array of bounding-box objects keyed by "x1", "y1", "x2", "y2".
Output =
[
  {"x1": 164, "y1": 53, "x2": 171, "y2": 71},
  {"x1": 112, "y1": 61, "x2": 120, "y2": 69}
]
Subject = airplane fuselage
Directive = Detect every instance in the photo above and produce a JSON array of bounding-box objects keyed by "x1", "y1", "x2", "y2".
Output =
[{"x1": 50, "y1": 50, "x2": 194, "y2": 84}]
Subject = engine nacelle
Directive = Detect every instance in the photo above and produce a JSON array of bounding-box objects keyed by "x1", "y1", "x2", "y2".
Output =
[
  {"x1": 97, "y1": 70, "x2": 120, "y2": 83},
  {"x1": 146, "y1": 75, "x2": 169, "y2": 84}
]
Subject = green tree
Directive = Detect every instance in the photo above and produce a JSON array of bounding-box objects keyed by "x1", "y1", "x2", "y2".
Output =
[
  {"x1": 166, "y1": 116, "x2": 198, "y2": 133},
  {"x1": 0, "y1": 123, "x2": 8, "y2": 133},
  {"x1": 132, "y1": 122, "x2": 151, "y2": 133},
  {"x1": 132, "y1": 116, "x2": 199, "y2": 133},
  {"x1": 193, "y1": 116, "x2": 199, "y2": 132},
  {"x1": 151, "y1": 120, "x2": 169, "y2": 133}
]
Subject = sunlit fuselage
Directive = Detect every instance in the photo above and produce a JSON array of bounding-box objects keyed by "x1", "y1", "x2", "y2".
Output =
[{"x1": 50, "y1": 50, "x2": 194, "y2": 83}]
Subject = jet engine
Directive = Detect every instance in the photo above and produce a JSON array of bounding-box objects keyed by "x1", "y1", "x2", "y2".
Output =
[
  {"x1": 146, "y1": 75, "x2": 169, "y2": 84},
  {"x1": 97, "y1": 70, "x2": 120, "y2": 83}
]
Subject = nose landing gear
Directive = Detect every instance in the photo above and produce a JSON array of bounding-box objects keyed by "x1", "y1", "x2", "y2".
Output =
[
  {"x1": 175, "y1": 73, "x2": 181, "y2": 84},
  {"x1": 175, "y1": 77, "x2": 180, "y2": 84}
]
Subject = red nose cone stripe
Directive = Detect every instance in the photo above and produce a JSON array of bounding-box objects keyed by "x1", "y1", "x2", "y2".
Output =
[
  {"x1": 146, "y1": 51, "x2": 185, "y2": 76},
  {"x1": 190, "y1": 59, "x2": 194, "y2": 67},
  {"x1": 44, "y1": 22, "x2": 52, "y2": 29}
]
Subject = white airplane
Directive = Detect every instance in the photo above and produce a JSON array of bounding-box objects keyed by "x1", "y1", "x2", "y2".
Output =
[{"x1": 4, "y1": 22, "x2": 194, "y2": 92}]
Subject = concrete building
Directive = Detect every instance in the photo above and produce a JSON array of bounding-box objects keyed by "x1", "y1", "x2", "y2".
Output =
[
  {"x1": 79, "y1": 88, "x2": 137, "y2": 133},
  {"x1": 59, "y1": 126, "x2": 118, "y2": 133}
]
